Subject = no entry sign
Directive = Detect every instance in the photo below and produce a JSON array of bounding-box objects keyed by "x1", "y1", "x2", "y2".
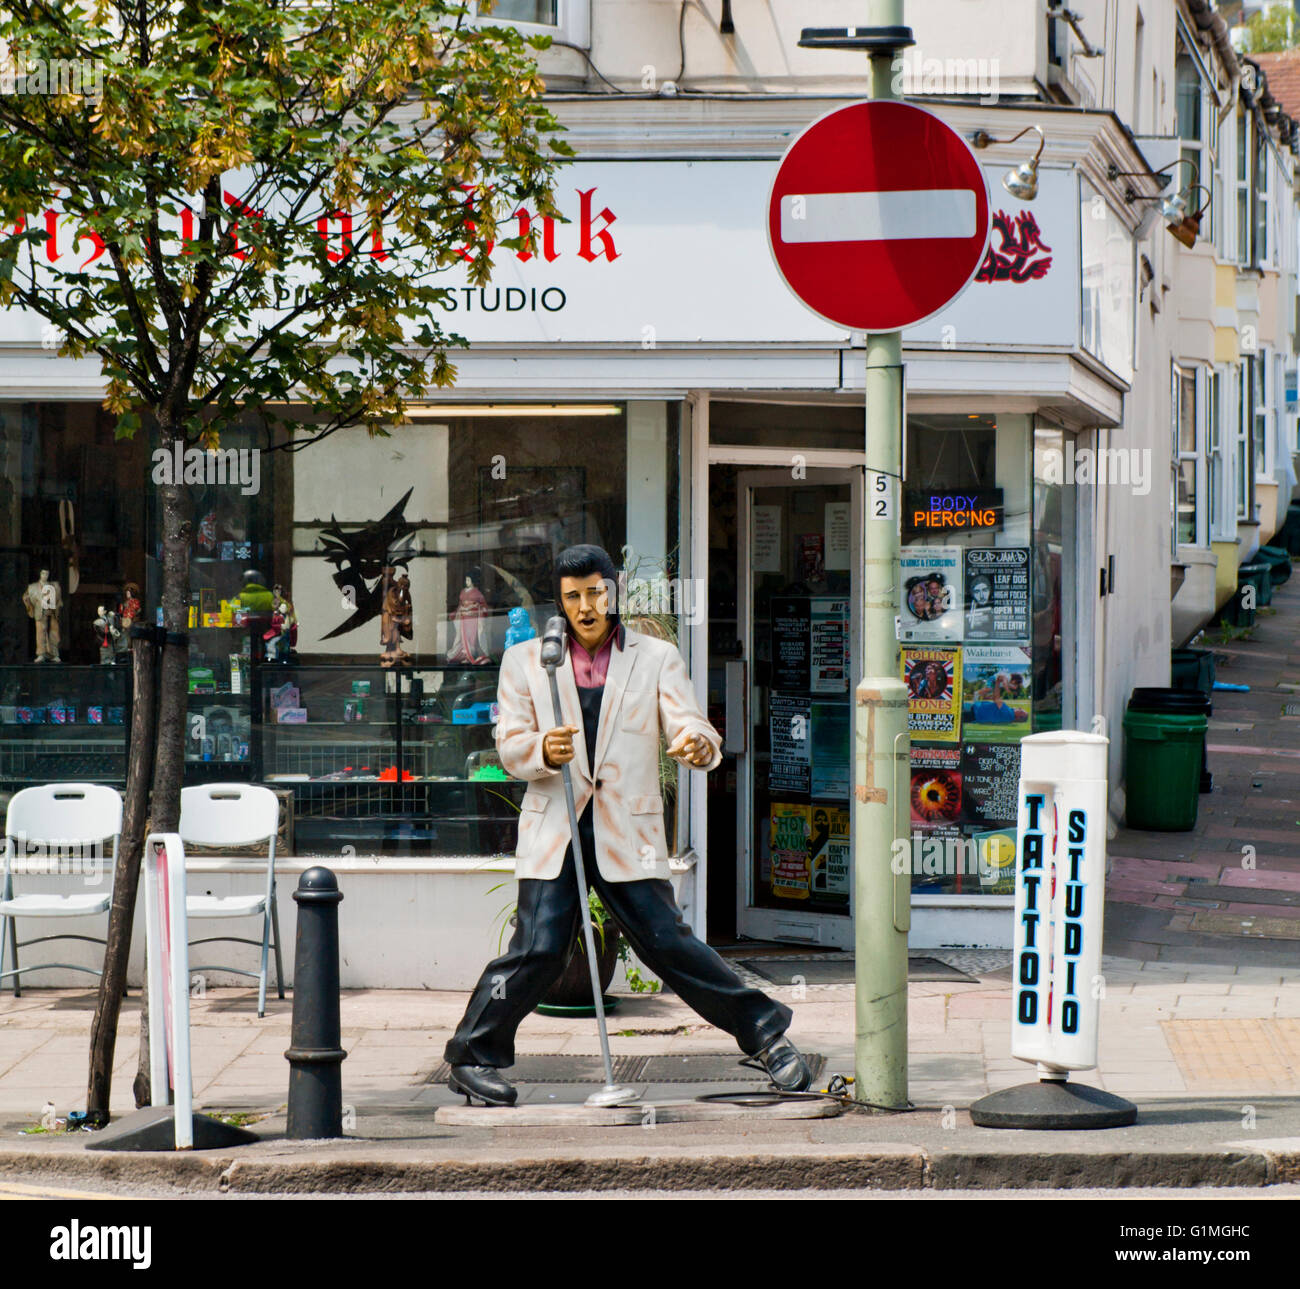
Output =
[{"x1": 768, "y1": 100, "x2": 991, "y2": 333}]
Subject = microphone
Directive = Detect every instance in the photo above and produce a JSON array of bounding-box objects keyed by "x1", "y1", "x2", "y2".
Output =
[{"x1": 540, "y1": 615, "x2": 567, "y2": 668}]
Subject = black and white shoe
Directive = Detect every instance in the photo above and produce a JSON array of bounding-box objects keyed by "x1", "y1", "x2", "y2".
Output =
[{"x1": 745, "y1": 1035, "x2": 812, "y2": 1092}]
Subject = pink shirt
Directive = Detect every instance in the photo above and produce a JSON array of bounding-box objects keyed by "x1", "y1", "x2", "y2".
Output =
[{"x1": 570, "y1": 622, "x2": 625, "y2": 688}]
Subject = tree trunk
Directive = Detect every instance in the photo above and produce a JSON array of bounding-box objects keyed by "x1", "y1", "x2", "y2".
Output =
[
  {"x1": 132, "y1": 439, "x2": 194, "y2": 1105},
  {"x1": 85, "y1": 625, "x2": 158, "y2": 1124}
]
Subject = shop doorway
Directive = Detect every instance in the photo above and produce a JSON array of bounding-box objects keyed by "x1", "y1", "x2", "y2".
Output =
[{"x1": 705, "y1": 463, "x2": 861, "y2": 948}]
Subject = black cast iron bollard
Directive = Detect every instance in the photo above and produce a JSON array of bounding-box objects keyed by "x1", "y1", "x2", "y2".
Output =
[{"x1": 285, "y1": 866, "x2": 346, "y2": 1139}]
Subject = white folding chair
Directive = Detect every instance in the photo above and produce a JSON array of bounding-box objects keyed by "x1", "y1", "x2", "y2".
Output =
[
  {"x1": 180, "y1": 784, "x2": 285, "y2": 1017},
  {"x1": 0, "y1": 783, "x2": 123, "y2": 995}
]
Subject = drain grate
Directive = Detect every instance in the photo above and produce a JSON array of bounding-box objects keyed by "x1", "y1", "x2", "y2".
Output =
[
  {"x1": 428, "y1": 1052, "x2": 826, "y2": 1085},
  {"x1": 741, "y1": 956, "x2": 976, "y2": 985}
]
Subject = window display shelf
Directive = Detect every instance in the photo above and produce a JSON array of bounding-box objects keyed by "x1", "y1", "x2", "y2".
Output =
[{"x1": 0, "y1": 665, "x2": 132, "y2": 789}]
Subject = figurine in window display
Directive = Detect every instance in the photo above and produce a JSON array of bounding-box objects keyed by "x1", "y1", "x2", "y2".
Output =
[
  {"x1": 379, "y1": 566, "x2": 413, "y2": 668},
  {"x1": 503, "y1": 606, "x2": 535, "y2": 651},
  {"x1": 114, "y1": 581, "x2": 141, "y2": 661},
  {"x1": 264, "y1": 585, "x2": 299, "y2": 663},
  {"x1": 22, "y1": 569, "x2": 62, "y2": 663},
  {"x1": 446, "y1": 572, "x2": 491, "y2": 665},
  {"x1": 93, "y1": 605, "x2": 122, "y2": 664}
]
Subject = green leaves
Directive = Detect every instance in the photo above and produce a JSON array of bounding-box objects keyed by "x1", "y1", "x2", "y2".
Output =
[{"x1": 0, "y1": 0, "x2": 568, "y2": 440}]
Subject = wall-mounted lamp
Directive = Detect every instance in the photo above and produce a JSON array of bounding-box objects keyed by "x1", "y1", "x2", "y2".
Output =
[
  {"x1": 1109, "y1": 160, "x2": 1211, "y2": 247},
  {"x1": 971, "y1": 125, "x2": 1045, "y2": 201},
  {"x1": 1107, "y1": 156, "x2": 1196, "y2": 201},
  {"x1": 1165, "y1": 185, "x2": 1211, "y2": 248}
]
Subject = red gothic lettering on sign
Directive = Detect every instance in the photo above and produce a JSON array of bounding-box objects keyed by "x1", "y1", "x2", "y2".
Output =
[
  {"x1": 43, "y1": 209, "x2": 59, "y2": 263},
  {"x1": 511, "y1": 207, "x2": 558, "y2": 263},
  {"x1": 456, "y1": 184, "x2": 495, "y2": 263},
  {"x1": 576, "y1": 187, "x2": 617, "y2": 262},
  {"x1": 179, "y1": 205, "x2": 196, "y2": 254},
  {"x1": 975, "y1": 210, "x2": 1052, "y2": 284},
  {"x1": 223, "y1": 190, "x2": 266, "y2": 262},
  {"x1": 316, "y1": 209, "x2": 354, "y2": 263},
  {"x1": 75, "y1": 222, "x2": 107, "y2": 271}
]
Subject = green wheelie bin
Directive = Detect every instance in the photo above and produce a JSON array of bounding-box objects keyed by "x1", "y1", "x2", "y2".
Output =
[{"x1": 1123, "y1": 705, "x2": 1208, "y2": 831}]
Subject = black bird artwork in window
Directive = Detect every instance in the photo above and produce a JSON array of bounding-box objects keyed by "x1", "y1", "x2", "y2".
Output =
[{"x1": 319, "y1": 487, "x2": 420, "y2": 640}]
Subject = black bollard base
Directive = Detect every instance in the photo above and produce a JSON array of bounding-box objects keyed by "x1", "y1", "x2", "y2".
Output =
[
  {"x1": 970, "y1": 1079, "x2": 1137, "y2": 1130},
  {"x1": 85, "y1": 1105, "x2": 260, "y2": 1151}
]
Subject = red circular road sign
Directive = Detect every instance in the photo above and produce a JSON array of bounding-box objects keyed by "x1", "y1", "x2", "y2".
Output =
[{"x1": 768, "y1": 100, "x2": 991, "y2": 333}]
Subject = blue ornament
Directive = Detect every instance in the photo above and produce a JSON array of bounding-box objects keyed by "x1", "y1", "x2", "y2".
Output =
[{"x1": 504, "y1": 606, "x2": 536, "y2": 650}]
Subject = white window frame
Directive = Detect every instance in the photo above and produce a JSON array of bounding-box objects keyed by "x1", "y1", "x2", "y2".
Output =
[
  {"x1": 1253, "y1": 114, "x2": 1270, "y2": 268},
  {"x1": 470, "y1": 0, "x2": 590, "y2": 47},
  {"x1": 1236, "y1": 360, "x2": 1252, "y2": 520},
  {"x1": 1208, "y1": 366, "x2": 1232, "y2": 541},
  {"x1": 1235, "y1": 104, "x2": 1251, "y2": 266},
  {"x1": 1174, "y1": 37, "x2": 1216, "y2": 247},
  {"x1": 1255, "y1": 345, "x2": 1270, "y2": 483},
  {"x1": 1173, "y1": 362, "x2": 1203, "y2": 549}
]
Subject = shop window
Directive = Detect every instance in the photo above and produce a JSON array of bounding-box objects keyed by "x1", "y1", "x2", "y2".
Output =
[
  {"x1": 0, "y1": 402, "x2": 150, "y2": 792},
  {"x1": 265, "y1": 401, "x2": 678, "y2": 855},
  {"x1": 900, "y1": 413, "x2": 1046, "y2": 899}
]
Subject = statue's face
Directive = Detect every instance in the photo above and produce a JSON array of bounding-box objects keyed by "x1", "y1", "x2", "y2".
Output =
[
  {"x1": 39, "y1": 568, "x2": 48, "y2": 581},
  {"x1": 559, "y1": 573, "x2": 611, "y2": 653}
]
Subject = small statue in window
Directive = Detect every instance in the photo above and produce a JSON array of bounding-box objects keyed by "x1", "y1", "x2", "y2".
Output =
[
  {"x1": 93, "y1": 605, "x2": 121, "y2": 664},
  {"x1": 446, "y1": 572, "x2": 491, "y2": 665},
  {"x1": 264, "y1": 584, "x2": 299, "y2": 663},
  {"x1": 380, "y1": 567, "x2": 413, "y2": 668},
  {"x1": 114, "y1": 582, "x2": 142, "y2": 661},
  {"x1": 22, "y1": 569, "x2": 62, "y2": 663}
]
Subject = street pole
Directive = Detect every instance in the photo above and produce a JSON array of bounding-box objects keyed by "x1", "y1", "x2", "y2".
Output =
[{"x1": 855, "y1": 0, "x2": 910, "y2": 1111}]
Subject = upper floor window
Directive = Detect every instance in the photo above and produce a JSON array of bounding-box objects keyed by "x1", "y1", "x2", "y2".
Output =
[
  {"x1": 472, "y1": 0, "x2": 589, "y2": 45},
  {"x1": 1253, "y1": 118, "x2": 1270, "y2": 266},
  {"x1": 1236, "y1": 105, "x2": 1250, "y2": 264},
  {"x1": 1175, "y1": 43, "x2": 1216, "y2": 245}
]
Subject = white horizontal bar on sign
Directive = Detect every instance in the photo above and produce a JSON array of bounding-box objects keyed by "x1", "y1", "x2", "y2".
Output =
[{"x1": 780, "y1": 189, "x2": 977, "y2": 243}]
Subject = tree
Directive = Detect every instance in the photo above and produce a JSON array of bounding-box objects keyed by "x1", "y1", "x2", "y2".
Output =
[
  {"x1": 1244, "y1": 3, "x2": 1299, "y2": 53},
  {"x1": 0, "y1": 0, "x2": 570, "y2": 1124}
]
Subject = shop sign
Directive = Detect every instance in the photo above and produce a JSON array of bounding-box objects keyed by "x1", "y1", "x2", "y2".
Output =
[
  {"x1": 0, "y1": 160, "x2": 1079, "y2": 349},
  {"x1": 903, "y1": 488, "x2": 1003, "y2": 534}
]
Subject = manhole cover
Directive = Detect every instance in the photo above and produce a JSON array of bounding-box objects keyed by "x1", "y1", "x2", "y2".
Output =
[{"x1": 427, "y1": 1053, "x2": 826, "y2": 1085}]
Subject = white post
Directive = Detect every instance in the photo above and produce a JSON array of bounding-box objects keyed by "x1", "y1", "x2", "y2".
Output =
[{"x1": 143, "y1": 833, "x2": 194, "y2": 1150}]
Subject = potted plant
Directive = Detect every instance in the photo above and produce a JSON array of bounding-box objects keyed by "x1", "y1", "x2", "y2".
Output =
[{"x1": 488, "y1": 887, "x2": 660, "y2": 1009}]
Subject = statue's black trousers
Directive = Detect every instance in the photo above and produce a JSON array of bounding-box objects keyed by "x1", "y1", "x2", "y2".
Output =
[{"x1": 444, "y1": 803, "x2": 793, "y2": 1069}]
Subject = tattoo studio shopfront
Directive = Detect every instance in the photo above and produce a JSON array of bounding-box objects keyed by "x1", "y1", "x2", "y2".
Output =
[{"x1": 0, "y1": 108, "x2": 1134, "y2": 982}]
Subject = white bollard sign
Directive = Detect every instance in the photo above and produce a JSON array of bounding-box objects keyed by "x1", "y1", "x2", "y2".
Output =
[
  {"x1": 1010, "y1": 731, "x2": 1109, "y2": 1075},
  {"x1": 143, "y1": 833, "x2": 194, "y2": 1150}
]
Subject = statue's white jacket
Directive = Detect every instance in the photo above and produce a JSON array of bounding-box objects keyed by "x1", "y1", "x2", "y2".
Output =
[{"x1": 494, "y1": 628, "x2": 721, "y2": 882}]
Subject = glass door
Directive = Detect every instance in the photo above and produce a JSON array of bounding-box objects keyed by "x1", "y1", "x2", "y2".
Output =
[{"x1": 734, "y1": 468, "x2": 861, "y2": 947}]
